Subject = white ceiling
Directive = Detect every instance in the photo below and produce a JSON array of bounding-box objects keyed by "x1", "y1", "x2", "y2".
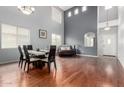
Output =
[{"x1": 58, "y1": 6, "x2": 73, "y2": 11}]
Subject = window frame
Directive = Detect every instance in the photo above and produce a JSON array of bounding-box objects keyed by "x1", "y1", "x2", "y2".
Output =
[
  {"x1": 74, "y1": 8, "x2": 79, "y2": 15},
  {"x1": 67, "y1": 11, "x2": 72, "y2": 18},
  {"x1": 52, "y1": 7, "x2": 62, "y2": 24},
  {"x1": 82, "y1": 6, "x2": 87, "y2": 12},
  {"x1": 1, "y1": 23, "x2": 30, "y2": 49},
  {"x1": 51, "y1": 33, "x2": 62, "y2": 47},
  {"x1": 84, "y1": 32, "x2": 95, "y2": 47}
]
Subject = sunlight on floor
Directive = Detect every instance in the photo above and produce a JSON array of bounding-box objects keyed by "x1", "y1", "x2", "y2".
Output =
[
  {"x1": 52, "y1": 61, "x2": 63, "y2": 85},
  {"x1": 105, "y1": 65, "x2": 113, "y2": 75},
  {"x1": 101, "y1": 83, "x2": 113, "y2": 87}
]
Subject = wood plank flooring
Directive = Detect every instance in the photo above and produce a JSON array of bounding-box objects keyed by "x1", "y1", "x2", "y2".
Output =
[{"x1": 0, "y1": 56, "x2": 124, "y2": 87}]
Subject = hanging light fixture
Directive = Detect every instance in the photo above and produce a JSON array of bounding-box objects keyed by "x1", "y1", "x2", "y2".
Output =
[
  {"x1": 104, "y1": 7, "x2": 111, "y2": 31},
  {"x1": 18, "y1": 6, "x2": 35, "y2": 15}
]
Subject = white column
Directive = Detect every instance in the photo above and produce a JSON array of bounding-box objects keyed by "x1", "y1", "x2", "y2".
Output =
[{"x1": 118, "y1": 6, "x2": 124, "y2": 68}]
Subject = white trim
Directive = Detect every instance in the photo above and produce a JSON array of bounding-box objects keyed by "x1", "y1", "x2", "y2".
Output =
[
  {"x1": 97, "y1": 6, "x2": 99, "y2": 56},
  {"x1": 117, "y1": 7, "x2": 124, "y2": 69},
  {"x1": 0, "y1": 22, "x2": 1, "y2": 49},
  {"x1": 0, "y1": 60, "x2": 18, "y2": 65},
  {"x1": 77, "y1": 54, "x2": 98, "y2": 57},
  {"x1": 98, "y1": 19, "x2": 118, "y2": 29}
]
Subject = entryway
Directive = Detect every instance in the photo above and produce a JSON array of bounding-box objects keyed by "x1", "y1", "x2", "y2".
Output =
[{"x1": 98, "y1": 26, "x2": 117, "y2": 57}]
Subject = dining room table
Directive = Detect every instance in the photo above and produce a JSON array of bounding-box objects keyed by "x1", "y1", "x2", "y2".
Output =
[
  {"x1": 28, "y1": 50, "x2": 46, "y2": 56},
  {"x1": 28, "y1": 49, "x2": 49, "y2": 68},
  {"x1": 40, "y1": 49, "x2": 49, "y2": 54}
]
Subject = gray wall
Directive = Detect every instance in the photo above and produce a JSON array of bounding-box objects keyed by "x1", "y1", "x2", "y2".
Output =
[
  {"x1": 0, "y1": 6, "x2": 64, "y2": 64},
  {"x1": 64, "y1": 6, "x2": 97, "y2": 56}
]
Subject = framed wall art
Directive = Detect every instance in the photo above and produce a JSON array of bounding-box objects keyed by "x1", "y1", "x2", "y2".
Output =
[{"x1": 39, "y1": 29, "x2": 47, "y2": 39}]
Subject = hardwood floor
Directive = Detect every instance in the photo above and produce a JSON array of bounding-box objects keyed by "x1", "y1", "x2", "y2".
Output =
[{"x1": 0, "y1": 55, "x2": 124, "y2": 87}]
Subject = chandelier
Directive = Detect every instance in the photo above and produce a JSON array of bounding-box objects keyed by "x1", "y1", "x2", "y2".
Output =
[{"x1": 18, "y1": 6, "x2": 35, "y2": 15}]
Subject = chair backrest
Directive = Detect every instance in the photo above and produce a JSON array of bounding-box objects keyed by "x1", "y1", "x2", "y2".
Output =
[
  {"x1": 18, "y1": 45, "x2": 23, "y2": 58},
  {"x1": 48, "y1": 45, "x2": 56, "y2": 61},
  {"x1": 23, "y1": 45, "x2": 30, "y2": 61},
  {"x1": 70, "y1": 45, "x2": 73, "y2": 50},
  {"x1": 27, "y1": 45, "x2": 33, "y2": 50}
]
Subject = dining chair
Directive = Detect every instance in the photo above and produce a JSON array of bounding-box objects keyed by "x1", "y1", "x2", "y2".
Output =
[
  {"x1": 23, "y1": 45, "x2": 41, "y2": 73},
  {"x1": 27, "y1": 45, "x2": 33, "y2": 50},
  {"x1": 18, "y1": 45, "x2": 26, "y2": 69},
  {"x1": 41, "y1": 45, "x2": 57, "y2": 73}
]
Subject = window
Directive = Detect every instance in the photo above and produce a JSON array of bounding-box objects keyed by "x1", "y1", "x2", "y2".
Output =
[
  {"x1": 67, "y1": 11, "x2": 72, "y2": 17},
  {"x1": 1, "y1": 24, "x2": 17, "y2": 48},
  {"x1": 52, "y1": 33, "x2": 61, "y2": 47},
  {"x1": 52, "y1": 7, "x2": 62, "y2": 24},
  {"x1": 74, "y1": 8, "x2": 79, "y2": 15},
  {"x1": 82, "y1": 6, "x2": 87, "y2": 12},
  {"x1": 104, "y1": 6, "x2": 112, "y2": 10},
  {"x1": 1, "y1": 24, "x2": 30, "y2": 49},
  {"x1": 17, "y1": 27, "x2": 30, "y2": 46},
  {"x1": 84, "y1": 32, "x2": 95, "y2": 47},
  {"x1": 107, "y1": 38, "x2": 111, "y2": 45}
]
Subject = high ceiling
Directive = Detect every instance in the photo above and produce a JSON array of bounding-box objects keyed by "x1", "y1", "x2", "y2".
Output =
[{"x1": 58, "y1": 6, "x2": 73, "y2": 11}]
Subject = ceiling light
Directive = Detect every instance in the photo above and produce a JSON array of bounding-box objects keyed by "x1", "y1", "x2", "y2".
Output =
[
  {"x1": 82, "y1": 6, "x2": 87, "y2": 12},
  {"x1": 18, "y1": 6, "x2": 35, "y2": 15},
  {"x1": 105, "y1": 6, "x2": 112, "y2": 10}
]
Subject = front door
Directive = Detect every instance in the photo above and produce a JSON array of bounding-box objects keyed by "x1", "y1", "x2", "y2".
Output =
[{"x1": 99, "y1": 29, "x2": 117, "y2": 56}]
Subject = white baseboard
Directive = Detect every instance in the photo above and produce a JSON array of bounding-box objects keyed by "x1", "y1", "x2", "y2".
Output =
[
  {"x1": 0, "y1": 60, "x2": 18, "y2": 65},
  {"x1": 77, "y1": 54, "x2": 98, "y2": 57}
]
